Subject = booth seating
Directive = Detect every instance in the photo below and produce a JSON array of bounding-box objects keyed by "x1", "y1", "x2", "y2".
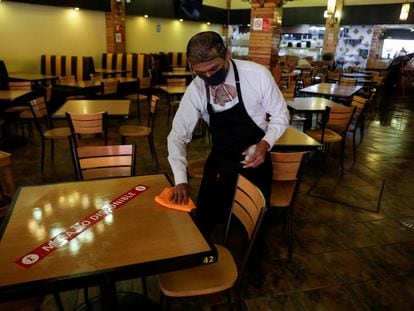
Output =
[
  {"x1": 167, "y1": 52, "x2": 187, "y2": 68},
  {"x1": 101, "y1": 53, "x2": 152, "y2": 82},
  {"x1": 41, "y1": 55, "x2": 95, "y2": 82}
]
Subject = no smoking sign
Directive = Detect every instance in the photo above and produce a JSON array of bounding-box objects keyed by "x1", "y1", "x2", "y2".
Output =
[{"x1": 253, "y1": 18, "x2": 270, "y2": 31}]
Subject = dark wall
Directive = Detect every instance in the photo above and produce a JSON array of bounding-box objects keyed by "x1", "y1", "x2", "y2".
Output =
[
  {"x1": 6, "y1": 1, "x2": 414, "y2": 25},
  {"x1": 126, "y1": 2, "x2": 414, "y2": 26},
  {"x1": 7, "y1": 0, "x2": 110, "y2": 11}
]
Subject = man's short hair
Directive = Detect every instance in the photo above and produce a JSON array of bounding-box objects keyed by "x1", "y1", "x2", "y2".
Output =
[{"x1": 187, "y1": 31, "x2": 227, "y2": 65}]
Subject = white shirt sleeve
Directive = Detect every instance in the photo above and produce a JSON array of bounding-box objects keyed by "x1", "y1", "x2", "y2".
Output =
[{"x1": 167, "y1": 81, "x2": 208, "y2": 185}]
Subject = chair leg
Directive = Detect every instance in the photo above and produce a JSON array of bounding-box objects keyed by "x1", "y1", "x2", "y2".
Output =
[
  {"x1": 141, "y1": 277, "x2": 148, "y2": 299},
  {"x1": 121, "y1": 135, "x2": 126, "y2": 145},
  {"x1": 50, "y1": 139, "x2": 55, "y2": 163},
  {"x1": 148, "y1": 136, "x2": 159, "y2": 169},
  {"x1": 41, "y1": 139, "x2": 46, "y2": 172},
  {"x1": 340, "y1": 139, "x2": 346, "y2": 175},
  {"x1": 287, "y1": 206, "x2": 294, "y2": 262},
  {"x1": 352, "y1": 131, "x2": 357, "y2": 162},
  {"x1": 53, "y1": 292, "x2": 64, "y2": 311}
]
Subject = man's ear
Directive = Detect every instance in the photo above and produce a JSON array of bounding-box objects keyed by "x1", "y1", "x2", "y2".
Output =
[{"x1": 225, "y1": 49, "x2": 231, "y2": 60}]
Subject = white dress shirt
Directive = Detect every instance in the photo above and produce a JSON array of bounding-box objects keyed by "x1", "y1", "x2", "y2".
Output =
[{"x1": 167, "y1": 59, "x2": 290, "y2": 185}]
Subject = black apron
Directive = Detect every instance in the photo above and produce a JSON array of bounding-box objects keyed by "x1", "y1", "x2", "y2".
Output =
[{"x1": 195, "y1": 60, "x2": 272, "y2": 237}]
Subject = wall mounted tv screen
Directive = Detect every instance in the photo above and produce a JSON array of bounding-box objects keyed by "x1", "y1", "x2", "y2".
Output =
[{"x1": 176, "y1": 0, "x2": 203, "y2": 20}]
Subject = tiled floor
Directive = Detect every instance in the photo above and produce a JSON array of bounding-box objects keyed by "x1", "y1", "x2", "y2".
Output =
[{"x1": 1, "y1": 85, "x2": 413, "y2": 310}]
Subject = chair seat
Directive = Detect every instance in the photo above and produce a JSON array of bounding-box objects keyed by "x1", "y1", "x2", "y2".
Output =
[
  {"x1": 305, "y1": 128, "x2": 342, "y2": 143},
  {"x1": 19, "y1": 110, "x2": 34, "y2": 119},
  {"x1": 119, "y1": 125, "x2": 151, "y2": 137},
  {"x1": 270, "y1": 180, "x2": 296, "y2": 207},
  {"x1": 159, "y1": 244, "x2": 237, "y2": 298},
  {"x1": 5, "y1": 106, "x2": 29, "y2": 113},
  {"x1": 43, "y1": 127, "x2": 71, "y2": 139}
]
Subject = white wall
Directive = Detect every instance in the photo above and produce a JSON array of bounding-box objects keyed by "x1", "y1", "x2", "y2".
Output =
[
  {"x1": 126, "y1": 16, "x2": 223, "y2": 53},
  {"x1": 0, "y1": 2, "x2": 106, "y2": 73}
]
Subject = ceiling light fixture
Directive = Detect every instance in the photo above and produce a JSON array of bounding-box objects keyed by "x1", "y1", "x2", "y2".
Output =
[{"x1": 400, "y1": 2, "x2": 410, "y2": 21}]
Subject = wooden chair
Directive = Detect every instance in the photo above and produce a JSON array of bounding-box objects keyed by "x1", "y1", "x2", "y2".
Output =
[
  {"x1": 347, "y1": 95, "x2": 368, "y2": 161},
  {"x1": 69, "y1": 144, "x2": 142, "y2": 307},
  {"x1": 66, "y1": 111, "x2": 108, "y2": 148},
  {"x1": 158, "y1": 175, "x2": 267, "y2": 310},
  {"x1": 119, "y1": 95, "x2": 159, "y2": 169},
  {"x1": 19, "y1": 85, "x2": 52, "y2": 139},
  {"x1": 98, "y1": 79, "x2": 120, "y2": 98},
  {"x1": 24, "y1": 96, "x2": 72, "y2": 172},
  {"x1": 270, "y1": 151, "x2": 307, "y2": 262},
  {"x1": 326, "y1": 71, "x2": 341, "y2": 83},
  {"x1": 339, "y1": 78, "x2": 357, "y2": 86},
  {"x1": 124, "y1": 71, "x2": 152, "y2": 120},
  {"x1": 165, "y1": 77, "x2": 186, "y2": 124},
  {"x1": 3, "y1": 81, "x2": 32, "y2": 119},
  {"x1": 305, "y1": 105, "x2": 356, "y2": 175},
  {"x1": 72, "y1": 144, "x2": 136, "y2": 180}
]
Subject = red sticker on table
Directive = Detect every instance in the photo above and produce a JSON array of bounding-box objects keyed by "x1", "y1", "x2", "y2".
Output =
[{"x1": 15, "y1": 184, "x2": 149, "y2": 268}]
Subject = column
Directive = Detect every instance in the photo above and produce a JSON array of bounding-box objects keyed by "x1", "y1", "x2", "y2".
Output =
[
  {"x1": 105, "y1": 0, "x2": 126, "y2": 53},
  {"x1": 248, "y1": 0, "x2": 284, "y2": 69},
  {"x1": 322, "y1": 0, "x2": 343, "y2": 60},
  {"x1": 366, "y1": 25, "x2": 383, "y2": 68}
]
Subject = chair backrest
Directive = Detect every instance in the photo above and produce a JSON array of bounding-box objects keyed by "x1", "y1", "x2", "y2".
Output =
[
  {"x1": 100, "y1": 79, "x2": 119, "y2": 95},
  {"x1": 271, "y1": 152, "x2": 306, "y2": 181},
  {"x1": 145, "y1": 95, "x2": 159, "y2": 129},
  {"x1": 340, "y1": 78, "x2": 357, "y2": 86},
  {"x1": 73, "y1": 144, "x2": 136, "y2": 180},
  {"x1": 139, "y1": 71, "x2": 152, "y2": 89},
  {"x1": 224, "y1": 175, "x2": 266, "y2": 286},
  {"x1": 28, "y1": 96, "x2": 52, "y2": 134},
  {"x1": 324, "y1": 106, "x2": 356, "y2": 139},
  {"x1": 351, "y1": 95, "x2": 367, "y2": 115},
  {"x1": 326, "y1": 71, "x2": 340, "y2": 81},
  {"x1": 166, "y1": 77, "x2": 186, "y2": 86},
  {"x1": 66, "y1": 111, "x2": 108, "y2": 147},
  {"x1": 8, "y1": 81, "x2": 32, "y2": 90},
  {"x1": 270, "y1": 152, "x2": 307, "y2": 207}
]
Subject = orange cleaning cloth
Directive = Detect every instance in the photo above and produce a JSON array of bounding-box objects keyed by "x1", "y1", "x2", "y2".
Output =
[{"x1": 154, "y1": 187, "x2": 196, "y2": 212}]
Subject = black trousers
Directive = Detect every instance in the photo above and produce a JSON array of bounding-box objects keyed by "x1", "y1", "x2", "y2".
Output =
[{"x1": 195, "y1": 152, "x2": 272, "y2": 239}]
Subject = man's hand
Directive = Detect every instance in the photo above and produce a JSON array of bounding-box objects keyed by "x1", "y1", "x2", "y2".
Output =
[
  {"x1": 170, "y1": 183, "x2": 190, "y2": 204},
  {"x1": 242, "y1": 140, "x2": 270, "y2": 168}
]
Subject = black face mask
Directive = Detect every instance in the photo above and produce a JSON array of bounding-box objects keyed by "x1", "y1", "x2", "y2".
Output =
[{"x1": 199, "y1": 65, "x2": 228, "y2": 86}]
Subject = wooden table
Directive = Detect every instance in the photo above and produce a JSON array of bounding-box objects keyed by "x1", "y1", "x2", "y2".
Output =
[
  {"x1": 56, "y1": 77, "x2": 137, "y2": 96},
  {"x1": 0, "y1": 90, "x2": 32, "y2": 101},
  {"x1": 158, "y1": 85, "x2": 187, "y2": 96},
  {"x1": 53, "y1": 99, "x2": 131, "y2": 118},
  {"x1": 286, "y1": 97, "x2": 345, "y2": 130},
  {"x1": 273, "y1": 125, "x2": 322, "y2": 151},
  {"x1": 341, "y1": 72, "x2": 373, "y2": 79},
  {"x1": 298, "y1": 83, "x2": 363, "y2": 101},
  {"x1": 94, "y1": 68, "x2": 131, "y2": 78},
  {"x1": 8, "y1": 73, "x2": 58, "y2": 85},
  {"x1": 0, "y1": 174, "x2": 216, "y2": 308},
  {"x1": 162, "y1": 71, "x2": 193, "y2": 78}
]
